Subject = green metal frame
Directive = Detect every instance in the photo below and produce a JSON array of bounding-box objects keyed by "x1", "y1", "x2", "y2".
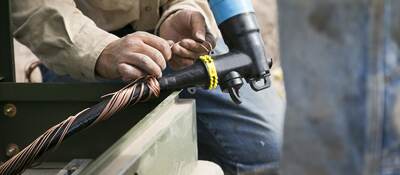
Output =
[
  {"x1": 0, "y1": 0, "x2": 169, "y2": 163},
  {"x1": 0, "y1": 0, "x2": 15, "y2": 82},
  {"x1": 0, "y1": 85, "x2": 168, "y2": 162}
]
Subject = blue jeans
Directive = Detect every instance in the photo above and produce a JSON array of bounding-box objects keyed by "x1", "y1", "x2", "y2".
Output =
[
  {"x1": 41, "y1": 39, "x2": 285, "y2": 175},
  {"x1": 180, "y1": 84, "x2": 284, "y2": 175},
  {"x1": 180, "y1": 39, "x2": 284, "y2": 175}
]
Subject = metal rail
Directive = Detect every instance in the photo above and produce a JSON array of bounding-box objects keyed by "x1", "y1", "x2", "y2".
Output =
[{"x1": 0, "y1": 0, "x2": 15, "y2": 82}]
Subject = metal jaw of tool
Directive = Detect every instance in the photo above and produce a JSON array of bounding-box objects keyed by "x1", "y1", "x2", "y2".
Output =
[
  {"x1": 220, "y1": 71, "x2": 243, "y2": 104},
  {"x1": 219, "y1": 63, "x2": 272, "y2": 104},
  {"x1": 220, "y1": 72, "x2": 272, "y2": 104}
]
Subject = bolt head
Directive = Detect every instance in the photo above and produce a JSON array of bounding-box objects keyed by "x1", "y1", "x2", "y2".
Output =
[
  {"x1": 5, "y1": 144, "x2": 20, "y2": 158},
  {"x1": 3, "y1": 104, "x2": 17, "y2": 118}
]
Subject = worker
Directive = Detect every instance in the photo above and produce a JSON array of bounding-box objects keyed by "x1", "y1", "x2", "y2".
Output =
[{"x1": 11, "y1": 0, "x2": 284, "y2": 174}]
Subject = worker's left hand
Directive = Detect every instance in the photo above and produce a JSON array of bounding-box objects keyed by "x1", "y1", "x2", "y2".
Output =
[{"x1": 159, "y1": 10, "x2": 215, "y2": 70}]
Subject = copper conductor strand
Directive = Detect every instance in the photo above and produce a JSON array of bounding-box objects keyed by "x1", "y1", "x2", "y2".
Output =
[{"x1": 0, "y1": 76, "x2": 160, "y2": 175}]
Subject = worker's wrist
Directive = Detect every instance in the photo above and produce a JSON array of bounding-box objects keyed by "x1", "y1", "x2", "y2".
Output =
[
  {"x1": 93, "y1": 34, "x2": 120, "y2": 81},
  {"x1": 155, "y1": 9, "x2": 183, "y2": 36},
  {"x1": 155, "y1": 3, "x2": 204, "y2": 36}
]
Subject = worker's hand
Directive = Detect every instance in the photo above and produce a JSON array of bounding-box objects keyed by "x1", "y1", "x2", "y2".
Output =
[
  {"x1": 159, "y1": 10, "x2": 216, "y2": 70},
  {"x1": 96, "y1": 32, "x2": 172, "y2": 81}
]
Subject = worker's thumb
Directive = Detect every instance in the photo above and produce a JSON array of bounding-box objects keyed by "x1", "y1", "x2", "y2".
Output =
[{"x1": 191, "y1": 11, "x2": 207, "y2": 42}]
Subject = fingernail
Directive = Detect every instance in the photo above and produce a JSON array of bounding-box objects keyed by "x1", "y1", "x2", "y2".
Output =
[{"x1": 195, "y1": 32, "x2": 205, "y2": 42}]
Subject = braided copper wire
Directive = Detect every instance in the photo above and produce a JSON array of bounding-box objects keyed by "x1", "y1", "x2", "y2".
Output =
[
  {"x1": 0, "y1": 76, "x2": 160, "y2": 175},
  {"x1": 170, "y1": 40, "x2": 212, "y2": 54},
  {"x1": 25, "y1": 61, "x2": 42, "y2": 83},
  {"x1": 200, "y1": 40, "x2": 212, "y2": 53},
  {"x1": 2, "y1": 39, "x2": 210, "y2": 174}
]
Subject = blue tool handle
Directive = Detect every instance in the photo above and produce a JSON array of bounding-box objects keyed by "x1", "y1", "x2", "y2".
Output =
[{"x1": 209, "y1": 0, "x2": 255, "y2": 24}]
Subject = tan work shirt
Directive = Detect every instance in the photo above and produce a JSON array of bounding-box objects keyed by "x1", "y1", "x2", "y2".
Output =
[{"x1": 11, "y1": 0, "x2": 219, "y2": 81}]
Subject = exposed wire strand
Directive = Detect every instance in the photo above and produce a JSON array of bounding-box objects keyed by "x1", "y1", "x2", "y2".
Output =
[
  {"x1": 25, "y1": 60, "x2": 42, "y2": 83},
  {"x1": 0, "y1": 76, "x2": 160, "y2": 175}
]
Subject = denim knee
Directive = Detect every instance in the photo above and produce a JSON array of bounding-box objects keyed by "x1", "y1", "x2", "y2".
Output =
[{"x1": 180, "y1": 84, "x2": 285, "y2": 174}]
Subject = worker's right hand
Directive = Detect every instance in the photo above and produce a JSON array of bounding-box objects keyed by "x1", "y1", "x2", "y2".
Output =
[{"x1": 96, "y1": 32, "x2": 172, "y2": 81}]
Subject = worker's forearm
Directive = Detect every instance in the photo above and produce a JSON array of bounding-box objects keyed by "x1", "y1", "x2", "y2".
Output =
[{"x1": 11, "y1": 0, "x2": 119, "y2": 81}]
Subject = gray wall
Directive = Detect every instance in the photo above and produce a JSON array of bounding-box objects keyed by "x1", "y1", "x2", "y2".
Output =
[{"x1": 278, "y1": 0, "x2": 400, "y2": 174}]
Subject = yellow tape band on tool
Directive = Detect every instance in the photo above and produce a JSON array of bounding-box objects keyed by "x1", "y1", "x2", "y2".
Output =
[{"x1": 199, "y1": 55, "x2": 218, "y2": 89}]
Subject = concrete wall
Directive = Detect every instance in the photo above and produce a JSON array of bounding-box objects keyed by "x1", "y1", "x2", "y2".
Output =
[{"x1": 278, "y1": 0, "x2": 400, "y2": 174}]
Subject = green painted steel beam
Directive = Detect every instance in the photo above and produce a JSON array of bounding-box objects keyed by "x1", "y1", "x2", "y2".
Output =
[
  {"x1": 0, "y1": 0, "x2": 15, "y2": 82},
  {"x1": 0, "y1": 82, "x2": 171, "y2": 163},
  {"x1": 0, "y1": 83, "x2": 125, "y2": 102}
]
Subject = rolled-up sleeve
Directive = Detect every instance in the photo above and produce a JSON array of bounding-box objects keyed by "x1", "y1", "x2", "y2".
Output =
[
  {"x1": 11, "y1": 0, "x2": 119, "y2": 81},
  {"x1": 156, "y1": 0, "x2": 221, "y2": 38}
]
